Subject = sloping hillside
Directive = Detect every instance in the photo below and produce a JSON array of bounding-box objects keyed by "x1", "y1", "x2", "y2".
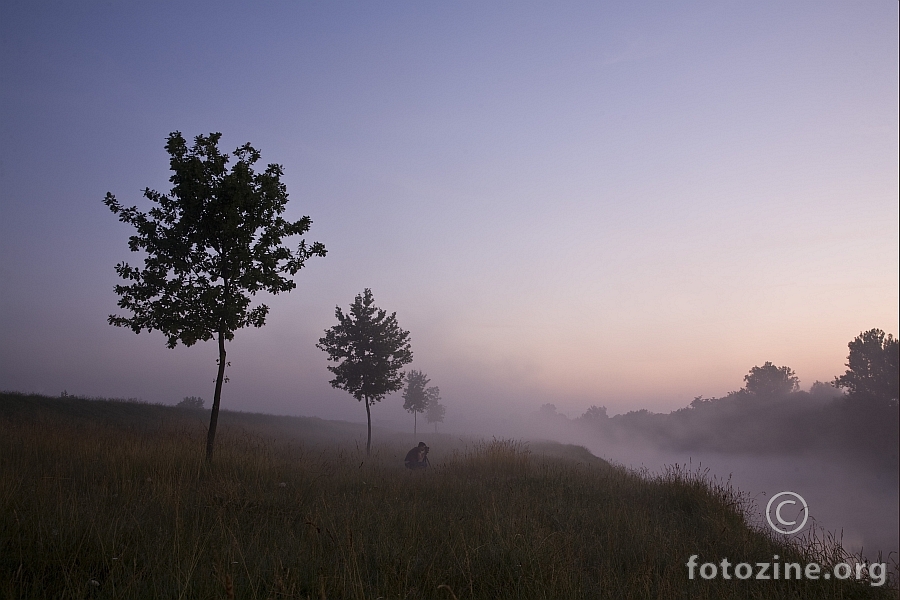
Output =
[{"x1": 0, "y1": 392, "x2": 892, "y2": 598}]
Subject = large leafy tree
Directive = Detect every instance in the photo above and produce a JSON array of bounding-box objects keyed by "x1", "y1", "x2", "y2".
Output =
[
  {"x1": 402, "y1": 370, "x2": 430, "y2": 437},
  {"x1": 317, "y1": 289, "x2": 413, "y2": 454},
  {"x1": 834, "y1": 328, "x2": 899, "y2": 405},
  {"x1": 743, "y1": 362, "x2": 799, "y2": 397},
  {"x1": 104, "y1": 131, "x2": 325, "y2": 462}
]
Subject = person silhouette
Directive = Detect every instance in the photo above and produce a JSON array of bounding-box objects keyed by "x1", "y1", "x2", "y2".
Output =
[{"x1": 404, "y1": 442, "x2": 429, "y2": 469}]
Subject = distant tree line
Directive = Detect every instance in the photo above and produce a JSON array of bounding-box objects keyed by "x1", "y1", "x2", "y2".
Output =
[
  {"x1": 176, "y1": 396, "x2": 205, "y2": 410},
  {"x1": 570, "y1": 329, "x2": 898, "y2": 472}
]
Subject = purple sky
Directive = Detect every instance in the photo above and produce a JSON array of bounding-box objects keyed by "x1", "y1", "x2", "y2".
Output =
[{"x1": 1, "y1": 1, "x2": 897, "y2": 426}]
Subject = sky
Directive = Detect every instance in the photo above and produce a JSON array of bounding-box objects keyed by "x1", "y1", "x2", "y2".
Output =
[{"x1": 1, "y1": 1, "x2": 897, "y2": 426}]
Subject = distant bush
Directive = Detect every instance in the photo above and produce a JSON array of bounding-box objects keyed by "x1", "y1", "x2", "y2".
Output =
[{"x1": 176, "y1": 396, "x2": 205, "y2": 409}]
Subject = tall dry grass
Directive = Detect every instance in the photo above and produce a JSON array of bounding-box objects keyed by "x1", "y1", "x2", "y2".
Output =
[{"x1": 0, "y1": 392, "x2": 894, "y2": 599}]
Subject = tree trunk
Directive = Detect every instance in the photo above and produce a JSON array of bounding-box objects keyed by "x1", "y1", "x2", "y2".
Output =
[
  {"x1": 365, "y1": 395, "x2": 372, "y2": 456},
  {"x1": 206, "y1": 330, "x2": 227, "y2": 463},
  {"x1": 414, "y1": 410, "x2": 417, "y2": 438}
]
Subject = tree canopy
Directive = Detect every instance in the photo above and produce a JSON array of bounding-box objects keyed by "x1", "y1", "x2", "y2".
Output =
[
  {"x1": 104, "y1": 131, "x2": 325, "y2": 462},
  {"x1": 317, "y1": 288, "x2": 413, "y2": 454},
  {"x1": 580, "y1": 405, "x2": 609, "y2": 423},
  {"x1": 742, "y1": 362, "x2": 799, "y2": 397},
  {"x1": 834, "y1": 328, "x2": 899, "y2": 405}
]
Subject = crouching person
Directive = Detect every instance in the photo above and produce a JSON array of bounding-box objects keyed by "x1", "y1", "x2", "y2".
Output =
[{"x1": 404, "y1": 442, "x2": 430, "y2": 469}]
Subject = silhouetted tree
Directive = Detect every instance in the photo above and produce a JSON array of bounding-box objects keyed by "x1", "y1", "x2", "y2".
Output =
[
  {"x1": 689, "y1": 395, "x2": 711, "y2": 409},
  {"x1": 426, "y1": 386, "x2": 441, "y2": 407},
  {"x1": 403, "y1": 370, "x2": 430, "y2": 437},
  {"x1": 177, "y1": 396, "x2": 205, "y2": 409},
  {"x1": 104, "y1": 131, "x2": 325, "y2": 463},
  {"x1": 425, "y1": 389, "x2": 445, "y2": 433},
  {"x1": 834, "y1": 328, "x2": 899, "y2": 405},
  {"x1": 743, "y1": 362, "x2": 798, "y2": 396},
  {"x1": 539, "y1": 403, "x2": 558, "y2": 417},
  {"x1": 581, "y1": 405, "x2": 609, "y2": 423},
  {"x1": 809, "y1": 381, "x2": 842, "y2": 400},
  {"x1": 317, "y1": 289, "x2": 413, "y2": 454}
]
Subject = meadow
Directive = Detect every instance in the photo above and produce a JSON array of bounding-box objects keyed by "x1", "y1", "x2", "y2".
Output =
[{"x1": 0, "y1": 392, "x2": 894, "y2": 599}]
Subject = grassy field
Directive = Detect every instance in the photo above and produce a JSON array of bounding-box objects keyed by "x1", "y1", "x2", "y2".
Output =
[{"x1": 0, "y1": 391, "x2": 894, "y2": 599}]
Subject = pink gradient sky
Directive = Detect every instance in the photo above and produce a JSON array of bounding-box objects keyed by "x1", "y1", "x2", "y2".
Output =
[{"x1": 1, "y1": 1, "x2": 897, "y2": 425}]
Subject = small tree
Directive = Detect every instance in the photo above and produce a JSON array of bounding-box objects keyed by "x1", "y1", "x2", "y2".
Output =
[
  {"x1": 104, "y1": 131, "x2": 325, "y2": 463},
  {"x1": 177, "y1": 396, "x2": 205, "y2": 409},
  {"x1": 424, "y1": 385, "x2": 444, "y2": 433},
  {"x1": 834, "y1": 328, "x2": 899, "y2": 405},
  {"x1": 402, "y1": 370, "x2": 430, "y2": 437},
  {"x1": 743, "y1": 362, "x2": 799, "y2": 397},
  {"x1": 317, "y1": 289, "x2": 413, "y2": 454}
]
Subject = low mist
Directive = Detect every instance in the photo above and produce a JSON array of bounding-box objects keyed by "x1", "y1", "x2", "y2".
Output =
[{"x1": 443, "y1": 392, "x2": 899, "y2": 568}]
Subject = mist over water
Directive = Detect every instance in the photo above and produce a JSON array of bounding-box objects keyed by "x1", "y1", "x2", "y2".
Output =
[
  {"x1": 447, "y1": 407, "x2": 899, "y2": 568},
  {"x1": 594, "y1": 445, "x2": 899, "y2": 566}
]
